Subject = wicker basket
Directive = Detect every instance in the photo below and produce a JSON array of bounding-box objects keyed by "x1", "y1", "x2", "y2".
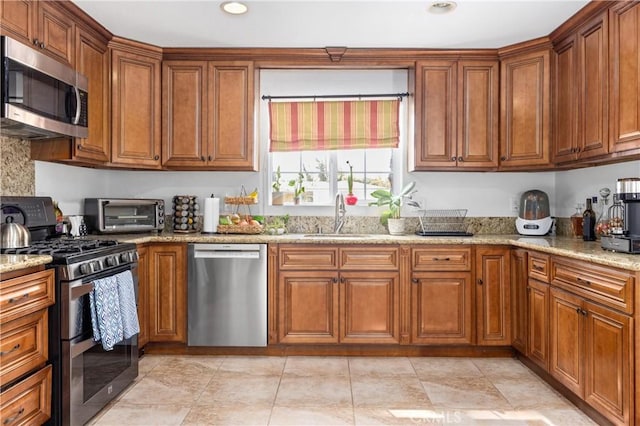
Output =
[
  {"x1": 224, "y1": 196, "x2": 257, "y2": 205},
  {"x1": 216, "y1": 223, "x2": 263, "y2": 234}
]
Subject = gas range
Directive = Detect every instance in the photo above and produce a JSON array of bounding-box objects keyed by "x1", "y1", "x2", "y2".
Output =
[{"x1": 2, "y1": 237, "x2": 138, "y2": 280}]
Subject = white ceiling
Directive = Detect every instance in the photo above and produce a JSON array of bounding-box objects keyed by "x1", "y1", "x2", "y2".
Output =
[{"x1": 72, "y1": 0, "x2": 590, "y2": 49}]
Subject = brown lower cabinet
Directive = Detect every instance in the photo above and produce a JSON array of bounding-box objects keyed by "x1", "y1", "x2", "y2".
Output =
[
  {"x1": 277, "y1": 245, "x2": 400, "y2": 344},
  {"x1": 148, "y1": 243, "x2": 187, "y2": 343},
  {"x1": 527, "y1": 278, "x2": 550, "y2": 370},
  {"x1": 475, "y1": 246, "x2": 511, "y2": 345}
]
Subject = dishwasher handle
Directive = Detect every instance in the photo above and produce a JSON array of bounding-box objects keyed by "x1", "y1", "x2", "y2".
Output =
[{"x1": 194, "y1": 250, "x2": 260, "y2": 259}]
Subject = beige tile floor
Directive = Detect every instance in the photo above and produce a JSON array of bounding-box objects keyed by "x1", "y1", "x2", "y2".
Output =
[{"x1": 88, "y1": 355, "x2": 597, "y2": 425}]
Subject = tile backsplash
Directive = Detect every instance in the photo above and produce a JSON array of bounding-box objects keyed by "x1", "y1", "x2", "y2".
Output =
[{"x1": 0, "y1": 137, "x2": 34, "y2": 196}]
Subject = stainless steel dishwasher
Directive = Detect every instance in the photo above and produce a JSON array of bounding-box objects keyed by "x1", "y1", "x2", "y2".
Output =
[{"x1": 187, "y1": 243, "x2": 267, "y2": 347}]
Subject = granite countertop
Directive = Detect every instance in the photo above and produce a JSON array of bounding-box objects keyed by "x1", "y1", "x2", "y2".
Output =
[
  {"x1": 0, "y1": 254, "x2": 53, "y2": 275},
  {"x1": 2, "y1": 233, "x2": 638, "y2": 273},
  {"x1": 105, "y1": 232, "x2": 640, "y2": 272}
]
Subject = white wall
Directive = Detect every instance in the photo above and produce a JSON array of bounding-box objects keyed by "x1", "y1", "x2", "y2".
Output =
[{"x1": 555, "y1": 161, "x2": 640, "y2": 217}]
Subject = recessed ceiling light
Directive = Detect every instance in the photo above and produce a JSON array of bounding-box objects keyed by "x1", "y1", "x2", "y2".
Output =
[
  {"x1": 221, "y1": 1, "x2": 248, "y2": 15},
  {"x1": 428, "y1": 1, "x2": 457, "y2": 14}
]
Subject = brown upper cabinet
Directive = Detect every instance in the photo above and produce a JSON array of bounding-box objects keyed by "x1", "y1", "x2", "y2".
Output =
[
  {"x1": 162, "y1": 61, "x2": 257, "y2": 170},
  {"x1": 499, "y1": 45, "x2": 552, "y2": 169},
  {"x1": 74, "y1": 25, "x2": 110, "y2": 162},
  {"x1": 110, "y1": 38, "x2": 162, "y2": 169},
  {"x1": 412, "y1": 59, "x2": 499, "y2": 170},
  {"x1": 609, "y1": 2, "x2": 640, "y2": 154},
  {"x1": 1, "y1": 0, "x2": 75, "y2": 66},
  {"x1": 553, "y1": 12, "x2": 609, "y2": 164}
]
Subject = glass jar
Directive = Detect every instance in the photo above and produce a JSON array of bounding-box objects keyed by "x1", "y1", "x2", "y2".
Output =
[
  {"x1": 570, "y1": 204, "x2": 583, "y2": 237},
  {"x1": 595, "y1": 188, "x2": 611, "y2": 238}
]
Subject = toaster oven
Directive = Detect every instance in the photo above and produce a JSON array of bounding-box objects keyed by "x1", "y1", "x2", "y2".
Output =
[{"x1": 84, "y1": 198, "x2": 165, "y2": 234}]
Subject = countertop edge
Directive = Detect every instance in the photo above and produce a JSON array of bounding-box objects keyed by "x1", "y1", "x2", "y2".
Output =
[{"x1": 0, "y1": 254, "x2": 53, "y2": 275}]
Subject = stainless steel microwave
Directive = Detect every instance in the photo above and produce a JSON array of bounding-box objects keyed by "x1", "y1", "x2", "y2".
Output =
[
  {"x1": 1, "y1": 36, "x2": 88, "y2": 139},
  {"x1": 84, "y1": 198, "x2": 165, "y2": 234}
]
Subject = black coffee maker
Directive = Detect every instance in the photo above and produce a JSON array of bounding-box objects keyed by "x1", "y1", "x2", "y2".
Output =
[{"x1": 601, "y1": 178, "x2": 640, "y2": 253}]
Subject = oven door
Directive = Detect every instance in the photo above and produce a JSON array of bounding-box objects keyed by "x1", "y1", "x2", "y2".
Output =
[{"x1": 59, "y1": 264, "x2": 139, "y2": 426}]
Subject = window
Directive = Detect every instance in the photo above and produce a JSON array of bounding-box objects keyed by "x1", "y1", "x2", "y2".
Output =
[{"x1": 271, "y1": 148, "x2": 397, "y2": 205}]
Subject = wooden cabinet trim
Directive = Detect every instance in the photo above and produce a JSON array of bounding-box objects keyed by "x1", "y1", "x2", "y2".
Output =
[
  {"x1": 278, "y1": 246, "x2": 338, "y2": 270},
  {"x1": 339, "y1": 247, "x2": 399, "y2": 270},
  {"x1": 412, "y1": 246, "x2": 472, "y2": 271},
  {"x1": 0, "y1": 308, "x2": 48, "y2": 387},
  {"x1": 0, "y1": 269, "x2": 55, "y2": 324},
  {"x1": 0, "y1": 364, "x2": 52, "y2": 426},
  {"x1": 528, "y1": 252, "x2": 550, "y2": 282},
  {"x1": 527, "y1": 278, "x2": 550, "y2": 370}
]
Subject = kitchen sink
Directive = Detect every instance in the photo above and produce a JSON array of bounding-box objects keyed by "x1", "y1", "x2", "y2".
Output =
[{"x1": 302, "y1": 233, "x2": 374, "y2": 238}]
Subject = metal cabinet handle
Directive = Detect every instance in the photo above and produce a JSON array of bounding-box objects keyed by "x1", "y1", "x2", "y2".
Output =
[
  {"x1": 32, "y1": 38, "x2": 39, "y2": 46},
  {"x1": 332, "y1": 277, "x2": 338, "y2": 283},
  {"x1": 432, "y1": 257, "x2": 450, "y2": 261},
  {"x1": 458, "y1": 156, "x2": 463, "y2": 162},
  {"x1": 7, "y1": 293, "x2": 29, "y2": 304},
  {"x1": 500, "y1": 156, "x2": 507, "y2": 161},
  {"x1": 3, "y1": 408, "x2": 24, "y2": 424},
  {"x1": 451, "y1": 156, "x2": 456, "y2": 162},
  {"x1": 77, "y1": 144, "x2": 82, "y2": 150},
  {"x1": 0, "y1": 344, "x2": 20, "y2": 357},
  {"x1": 154, "y1": 155, "x2": 160, "y2": 161},
  {"x1": 208, "y1": 155, "x2": 212, "y2": 161},
  {"x1": 39, "y1": 42, "x2": 45, "y2": 49},
  {"x1": 412, "y1": 278, "x2": 419, "y2": 284},
  {"x1": 477, "y1": 279, "x2": 483, "y2": 285},
  {"x1": 576, "y1": 277, "x2": 591, "y2": 286},
  {"x1": 532, "y1": 265, "x2": 544, "y2": 271},
  {"x1": 200, "y1": 156, "x2": 205, "y2": 161}
]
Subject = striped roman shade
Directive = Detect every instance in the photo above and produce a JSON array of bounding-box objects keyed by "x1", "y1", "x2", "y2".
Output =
[{"x1": 269, "y1": 99, "x2": 400, "y2": 152}]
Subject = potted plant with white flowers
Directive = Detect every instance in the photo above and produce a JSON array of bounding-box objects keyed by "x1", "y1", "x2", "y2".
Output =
[{"x1": 368, "y1": 181, "x2": 416, "y2": 235}]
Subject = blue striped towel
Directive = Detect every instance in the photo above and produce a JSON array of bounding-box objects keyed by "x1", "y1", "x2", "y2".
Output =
[
  {"x1": 115, "y1": 270, "x2": 140, "y2": 339},
  {"x1": 89, "y1": 276, "x2": 124, "y2": 351}
]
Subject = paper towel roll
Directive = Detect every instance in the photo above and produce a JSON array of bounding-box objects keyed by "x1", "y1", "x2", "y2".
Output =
[{"x1": 202, "y1": 197, "x2": 219, "y2": 233}]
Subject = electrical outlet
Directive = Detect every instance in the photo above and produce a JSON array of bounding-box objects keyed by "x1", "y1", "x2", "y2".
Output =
[{"x1": 509, "y1": 197, "x2": 519, "y2": 213}]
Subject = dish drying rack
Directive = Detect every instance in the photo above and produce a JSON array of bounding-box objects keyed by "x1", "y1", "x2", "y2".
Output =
[{"x1": 416, "y1": 209, "x2": 473, "y2": 237}]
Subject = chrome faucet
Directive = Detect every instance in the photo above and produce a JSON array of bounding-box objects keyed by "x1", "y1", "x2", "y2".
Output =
[{"x1": 334, "y1": 193, "x2": 346, "y2": 234}]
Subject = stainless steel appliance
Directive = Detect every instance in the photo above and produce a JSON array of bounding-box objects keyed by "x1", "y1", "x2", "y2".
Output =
[
  {"x1": 1, "y1": 36, "x2": 88, "y2": 139},
  {"x1": 515, "y1": 189, "x2": 554, "y2": 236},
  {"x1": 601, "y1": 178, "x2": 640, "y2": 254},
  {"x1": 0, "y1": 196, "x2": 139, "y2": 426},
  {"x1": 84, "y1": 198, "x2": 165, "y2": 234},
  {"x1": 187, "y1": 243, "x2": 267, "y2": 347}
]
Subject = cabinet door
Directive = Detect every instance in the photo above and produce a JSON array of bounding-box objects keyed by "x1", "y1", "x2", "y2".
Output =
[
  {"x1": 510, "y1": 249, "x2": 528, "y2": 353},
  {"x1": 148, "y1": 244, "x2": 187, "y2": 343},
  {"x1": 553, "y1": 35, "x2": 578, "y2": 163},
  {"x1": 584, "y1": 300, "x2": 631, "y2": 425},
  {"x1": 411, "y1": 272, "x2": 473, "y2": 345},
  {"x1": 111, "y1": 47, "x2": 162, "y2": 168},
  {"x1": 527, "y1": 279, "x2": 549, "y2": 370},
  {"x1": 136, "y1": 245, "x2": 149, "y2": 348},
  {"x1": 609, "y1": 2, "x2": 640, "y2": 152},
  {"x1": 278, "y1": 271, "x2": 339, "y2": 344},
  {"x1": 457, "y1": 60, "x2": 499, "y2": 169},
  {"x1": 0, "y1": 0, "x2": 34, "y2": 45},
  {"x1": 413, "y1": 61, "x2": 457, "y2": 169},
  {"x1": 500, "y1": 49, "x2": 551, "y2": 168},
  {"x1": 35, "y1": 1, "x2": 74, "y2": 66},
  {"x1": 207, "y1": 62, "x2": 256, "y2": 170},
  {"x1": 549, "y1": 287, "x2": 584, "y2": 396},
  {"x1": 74, "y1": 26, "x2": 109, "y2": 162},
  {"x1": 340, "y1": 271, "x2": 399, "y2": 344},
  {"x1": 476, "y1": 247, "x2": 511, "y2": 345},
  {"x1": 162, "y1": 61, "x2": 208, "y2": 168},
  {"x1": 577, "y1": 12, "x2": 609, "y2": 160}
]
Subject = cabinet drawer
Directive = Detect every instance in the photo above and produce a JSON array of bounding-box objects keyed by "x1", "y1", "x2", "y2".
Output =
[
  {"x1": 412, "y1": 247, "x2": 471, "y2": 271},
  {"x1": 550, "y1": 258, "x2": 634, "y2": 314},
  {"x1": 0, "y1": 309, "x2": 48, "y2": 388},
  {"x1": 0, "y1": 364, "x2": 51, "y2": 426},
  {"x1": 528, "y1": 252, "x2": 550, "y2": 282},
  {"x1": 0, "y1": 270, "x2": 55, "y2": 324},
  {"x1": 279, "y1": 246, "x2": 338, "y2": 270},
  {"x1": 340, "y1": 247, "x2": 399, "y2": 270}
]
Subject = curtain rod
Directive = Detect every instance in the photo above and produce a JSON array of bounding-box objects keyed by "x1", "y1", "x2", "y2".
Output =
[{"x1": 261, "y1": 92, "x2": 410, "y2": 101}]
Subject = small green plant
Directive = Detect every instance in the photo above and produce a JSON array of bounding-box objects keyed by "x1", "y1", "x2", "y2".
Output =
[
  {"x1": 346, "y1": 161, "x2": 354, "y2": 194},
  {"x1": 368, "y1": 181, "x2": 416, "y2": 225},
  {"x1": 288, "y1": 172, "x2": 305, "y2": 198},
  {"x1": 272, "y1": 165, "x2": 282, "y2": 192}
]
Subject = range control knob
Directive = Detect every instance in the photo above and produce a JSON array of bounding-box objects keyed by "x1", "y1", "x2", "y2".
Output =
[
  {"x1": 79, "y1": 263, "x2": 91, "y2": 275},
  {"x1": 120, "y1": 252, "x2": 135, "y2": 263},
  {"x1": 105, "y1": 256, "x2": 118, "y2": 267},
  {"x1": 91, "y1": 261, "x2": 102, "y2": 272}
]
